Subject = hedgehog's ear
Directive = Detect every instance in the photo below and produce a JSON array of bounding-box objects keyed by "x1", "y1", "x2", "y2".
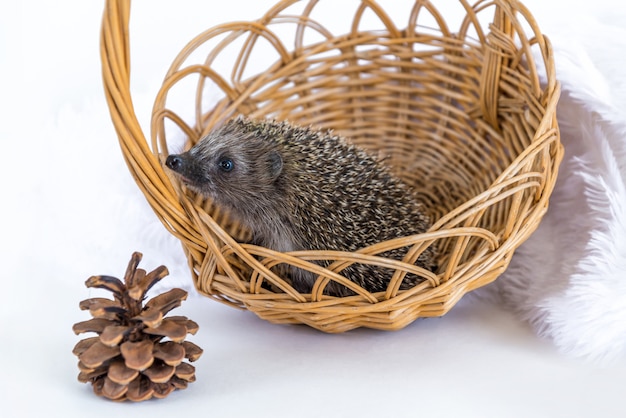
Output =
[{"x1": 268, "y1": 151, "x2": 283, "y2": 180}]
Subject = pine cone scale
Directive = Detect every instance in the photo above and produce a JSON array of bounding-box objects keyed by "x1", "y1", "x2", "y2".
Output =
[
  {"x1": 108, "y1": 359, "x2": 139, "y2": 385},
  {"x1": 168, "y1": 316, "x2": 200, "y2": 334},
  {"x1": 153, "y1": 341, "x2": 186, "y2": 366},
  {"x1": 152, "y1": 383, "x2": 176, "y2": 399},
  {"x1": 78, "y1": 368, "x2": 107, "y2": 383},
  {"x1": 170, "y1": 376, "x2": 189, "y2": 390},
  {"x1": 129, "y1": 265, "x2": 169, "y2": 301},
  {"x1": 182, "y1": 341, "x2": 203, "y2": 361},
  {"x1": 174, "y1": 362, "x2": 196, "y2": 381},
  {"x1": 100, "y1": 325, "x2": 132, "y2": 346},
  {"x1": 145, "y1": 288, "x2": 188, "y2": 311},
  {"x1": 120, "y1": 339, "x2": 155, "y2": 371},
  {"x1": 133, "y1": 307, "x2": 164, "y2": 328},
  {"x1": 144, "y1": 319, "x2": 188, "y2": 342},
  {"x1": 80, "y1": 341, "x2": 121, "y2": 369},
  {"x1": 72, "y1": 336, "x2": 99, "y2": 356},
  {"x1": 123, "y1": 252, "x2": 142, "y2": 287},
  {"x1": 85, "y1": 275, "x2": 125, "y2": 294},
  {"x1": 79, "y1": 298, "x2": 126, "y2": 317},
  {"x1": 125, "y1": 375, "x2": 153, "y2": 402},
  {"x1": 73, "y1": 318, "x2": 116, "y2": 334},
  {"x1": 102, "y1": 376, "x2": 128, "y2": 400},
  {"x1": 143, "y1": 362, "x2": 176, "y2": 384}
]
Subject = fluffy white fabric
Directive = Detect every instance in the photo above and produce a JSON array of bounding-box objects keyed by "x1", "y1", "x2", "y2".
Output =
[{"x1": 482, "y1": 20, "x2": 626, "y2": 364}]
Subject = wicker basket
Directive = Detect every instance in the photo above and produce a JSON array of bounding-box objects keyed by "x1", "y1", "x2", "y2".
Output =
[{"x1": 101, "y1": 0, "x2": 562, "y2": 332}]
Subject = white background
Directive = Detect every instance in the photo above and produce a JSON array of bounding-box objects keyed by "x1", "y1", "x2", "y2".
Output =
[{"x1": 1, "y1": 1, "x2": 625, "y2": 417}]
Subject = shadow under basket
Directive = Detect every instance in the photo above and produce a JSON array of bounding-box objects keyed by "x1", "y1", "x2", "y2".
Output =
[{"x1": 101, "y1": 0, "x2": 562, "y2": 332}]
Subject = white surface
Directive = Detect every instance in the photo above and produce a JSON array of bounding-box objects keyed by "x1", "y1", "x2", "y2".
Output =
[{"x1": 1, "y1": 1, "x2": 625, "y2": 417}]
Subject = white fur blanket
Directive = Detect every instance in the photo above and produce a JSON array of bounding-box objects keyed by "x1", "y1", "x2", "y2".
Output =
[{"x1": 478, "y1": 13, "x2": 626, "y2": 364}]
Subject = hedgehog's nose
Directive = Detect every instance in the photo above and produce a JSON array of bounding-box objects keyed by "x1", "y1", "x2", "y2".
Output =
[{"x1": 165, "y1": 154, "x2": 184, "y2": 172}]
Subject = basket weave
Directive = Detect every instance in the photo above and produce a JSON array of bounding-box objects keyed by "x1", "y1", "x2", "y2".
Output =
[{"x1": 101, "y1": 0, "x2": 562, "y2": 332}]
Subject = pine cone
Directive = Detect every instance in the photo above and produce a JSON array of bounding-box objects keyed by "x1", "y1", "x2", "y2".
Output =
[{"x1": 72, "y1": 252, "x2": 203, "y2": 401}]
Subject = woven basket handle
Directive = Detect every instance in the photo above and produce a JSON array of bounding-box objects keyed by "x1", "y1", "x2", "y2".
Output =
[
  {"x1": 479, "y1": 1, "x2": 556, "y2": 131},
  {"x1": 479, "y1": 4, "x2": 512, "y2": 130},
  {"x1": 101, "y1": 0, "x2": 193, "y2": 239}
]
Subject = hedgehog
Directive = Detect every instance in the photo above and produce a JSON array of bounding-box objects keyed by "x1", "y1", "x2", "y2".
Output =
[{"x1": 165, "y1": 116, "x2": 437, "y2": 297}]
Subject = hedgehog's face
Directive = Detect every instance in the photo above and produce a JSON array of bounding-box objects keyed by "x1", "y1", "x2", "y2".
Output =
[{"x1": 165, "y1": 132, "x2": 284, "y2": 219}]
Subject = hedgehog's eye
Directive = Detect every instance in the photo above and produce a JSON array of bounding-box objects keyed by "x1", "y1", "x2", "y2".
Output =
[{"x1": 218, "y1": 158, "x2": 234, "y2": 172}]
